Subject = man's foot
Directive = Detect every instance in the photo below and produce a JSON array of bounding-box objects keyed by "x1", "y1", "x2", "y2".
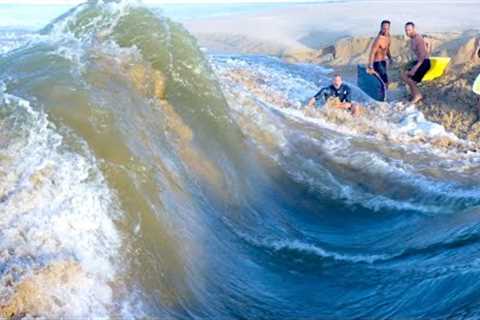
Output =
[{"x1": 410, "y1": 95, "x2": 423, "y2": 104}]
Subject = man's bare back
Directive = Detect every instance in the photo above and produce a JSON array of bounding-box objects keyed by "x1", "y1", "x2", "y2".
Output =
[{"x1": 411, "y1": 33, "x2": 428, "y2": 61}]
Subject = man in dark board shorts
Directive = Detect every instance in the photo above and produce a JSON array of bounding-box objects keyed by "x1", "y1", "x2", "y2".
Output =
[
  {"x1": 401, "y1": 22, "x2": 431, "y2": 103},
  {"x1": 367, "y1": 20, "x2": 392, "y2": 86}
]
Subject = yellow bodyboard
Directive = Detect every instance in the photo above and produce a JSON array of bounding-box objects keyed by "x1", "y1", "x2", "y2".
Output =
[
  {"x1": 422, "y1": 57, "x2": 451, "y2": 81},
  {"x1": 473, "y1": 74, "x2": 480, "y2": 95}
]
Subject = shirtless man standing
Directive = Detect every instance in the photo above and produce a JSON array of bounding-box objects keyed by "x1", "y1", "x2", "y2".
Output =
[
  {"x1": 367, "y1": 20, "x2": 392, "y2": 87},
  {"x1": 401, "y1": 22, "x2": 431, "y2": 103}
]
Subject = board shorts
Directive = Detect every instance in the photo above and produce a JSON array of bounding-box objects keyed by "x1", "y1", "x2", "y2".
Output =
[
  {"x1": 409, "y1": 59, "x2": 431, "y2": 83},
  {"x1": 373, "y1": 60, "x2": 388, "y2": 84}
]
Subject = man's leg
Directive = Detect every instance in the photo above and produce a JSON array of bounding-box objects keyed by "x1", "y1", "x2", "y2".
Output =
[
  {"x1": 337, "y1": 102, "x2": 352, "y2": 111},
  {"x1": 337, "y1": 102, "x2": 362, "y2": 116},
  {"x1": 401, "y1": 72, "x2": 422, "y2": 103},
  {"x1": 477, "y1": 98, "x2": 480, "y2": 119},
  {"x1": 350, "y1": 103, "x2": 362, "y2": 116},
  {"x1": 408, "y1": 78, "x2": 422, "y2": 103},
  {"x1": 374, "y1": 61, "x2": 388, "y2": 87}
]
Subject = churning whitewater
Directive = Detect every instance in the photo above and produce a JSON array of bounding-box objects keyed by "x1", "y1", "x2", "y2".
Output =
[{"x1": 1, "y1": 1, "x2": 480, "y2": 319}]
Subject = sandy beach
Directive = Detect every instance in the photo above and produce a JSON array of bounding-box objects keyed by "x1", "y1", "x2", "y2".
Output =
[{"x1": 185, "y1": 1, "x2": 480, "y2": 56}]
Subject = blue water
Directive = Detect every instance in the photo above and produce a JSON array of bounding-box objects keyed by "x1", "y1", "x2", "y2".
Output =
[
  {"x1": 211, "y1": 54, "x2": 480, "y2": 319},
  {"x1": 2, "y1": 1, "x2": 480, "y2": 319}
]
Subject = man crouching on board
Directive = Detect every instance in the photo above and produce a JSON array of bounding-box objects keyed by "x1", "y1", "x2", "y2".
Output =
[
  {"x1": 308, "y1": 74, "x2": 362, "y2": 116},
  {"x1": 401, "y1": 22, "x2": 431, "y2": 104}
]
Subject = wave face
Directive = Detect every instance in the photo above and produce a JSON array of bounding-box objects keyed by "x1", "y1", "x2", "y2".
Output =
[{"x1": 1, "y1": 1, "x2": 480, "y2": 319}]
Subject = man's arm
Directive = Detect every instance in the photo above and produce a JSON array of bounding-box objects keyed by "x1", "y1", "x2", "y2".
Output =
[
  {"x1": 344, "y1": 86, "x2": 352, "y2": 103},
  {"x1": 308, "y1": 88, "x2": 326, "y2": 107},
  {"x1": 472, "y1": 38, "x2": 480, "y2": 60},
  {"x1": 410, "y1": 36, "x2": 427, "y2": 75},
  {"x1": 313, "y1": 88, "x2": 324, "y2": 101},
  {"x1": 368, "y1": 37, "x2": 381, "y2": 70},
  {"x1": 387, "y1": 38, "x2": 392, "y2": 62},
  {"x1": 338, "y1": 87, "x2": 352, "y2": 110},
  {"x1": 477, "y1": 38, "x2": 480, "y2": 58}
]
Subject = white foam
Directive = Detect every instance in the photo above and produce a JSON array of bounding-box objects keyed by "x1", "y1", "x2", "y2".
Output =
[
  {"x1": 0, "y1": 92, "x2": 125, "y2": 317},
  {"x1": 398, "y1": 105, "x2": 450, "y2": 138},
  {"x1": 213, "y1": 55, "x2": 480, "y2": 213},
  {"x1": 22, "y1": 0, "x2": 142, "y2": 69},
  {"x1": 269, "y1": 239, "x2": 392, "y2": 264},
  {"x1": 236, "y1": 232, "x2": 393, "y2": 264},
  {"x1": 213, "y1": 55, "x2": 463, "y2": 145}
]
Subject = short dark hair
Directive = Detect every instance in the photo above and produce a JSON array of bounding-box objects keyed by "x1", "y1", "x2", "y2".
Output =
[
  {"x1": 381, "y1": 20, "x2": 391, "y2": 26},
  {"x1": 405, "y1": 22, "x2": 415, "y2": 27}
]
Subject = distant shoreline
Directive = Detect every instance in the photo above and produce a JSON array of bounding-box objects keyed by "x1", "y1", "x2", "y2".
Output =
[{"x1": 184, "y1": 1, "x2": 480, "y2": 57}]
